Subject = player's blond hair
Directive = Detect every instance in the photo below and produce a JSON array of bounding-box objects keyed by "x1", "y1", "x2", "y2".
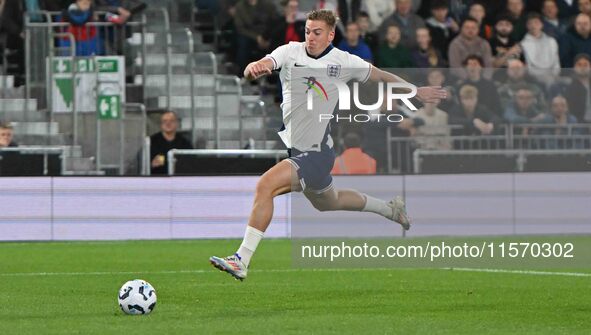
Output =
[{"x1": 307, "y1": 9, "x2": 338, "y2": 30}]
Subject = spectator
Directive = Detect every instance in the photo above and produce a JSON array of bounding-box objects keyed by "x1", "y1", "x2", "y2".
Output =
[
  {"x1": 542, "y1": 0, "x2": 569, "y2": 39},
  {"x1": 579, "y1": 0, "x2": 591, "y2": 17},
  {"x1": 560, "y1": 13, "x2": 591, "y2": 67},
  {"x1": 414, "y1": 101, "x2": 452, "y2": 150},
  {"x1": 95, "y1": 0, "x2": 147, "y2": 23},
  {"x1": 96, "y1": 0, "x2": 147, "y2": 55},
  {"x1": 338, "y1": 22, "x2": 373, "y2": 62},
  {"x1": 41, "y1": 0, "x2": 73, "y2": 11},
  {"x1": 490, "y1": 14, "x2": 523, "y2": 68},
  {"x1": 448, "y1": 0, "x2": 468, "y2": 22},
  {"x1": 337, "y1": 0, "x2": 362, "y2": 25},
  {"x1": 497, "y1": 59, "x2": 547, "y2": 111},
  {"x1": 0, "y1": 121, "x2": 17, "y2": 148},
  {"x1": 521, "y1": 13, "x2": 561, "y2": 82},
  {"x1": 0, "y1": 0, "x2": 25, "y2": 85},
  {"x1": 564, "y1": 54, "x2": 591, "y2": 122},
  {"x1": 0, "y1": 121, "x2": 18, "y2": 175},
  {"x1": 555, "y1": 0, "x2": 580, "y2": 19},
  {"x1": 503, "y1": 86, "x2": 547, "y2": 123},
  {"x1": 363, "y1": 0, "x2": 396, "y2": 32},
  {"x1": 331, "y1": 133, "x2": 376, "y2": 175},
  {"x1": 449, "y1": 85, "x2": 497, "y2": 136},
  {"x1": 507, "y1": 0, "x2": 527, "y2": 41},
  {"x1": 537, "y1": 95, "x2": 584, "y2": 148},
  {"x1": 378, "y1": 0, "x2": 426, "y2": 50},
  {"x1": 539, "y1": 95, "x2": 580, "y2": 128},
  {"x1": 468, "y1": 2, "x2": 493, "y2": 40},
  {"x1": 426, "y1": 68, "x2": 457, "y2": 112},
  {"x1": 234, "y1": 0, "x2": 278, "y2": 72},
  {"x1": 150, "y1": 111, "x2": 193, "y2": 175},
  {"x1": 195, "y1": 0, "x2": 220, "y2": 14},
  {"x1": 457, "y1": 55, "x2": 503, "y2": 117},
  {"x1": 60, "y1": 0, "x2": 105, "y2": 56},
  {"x1": 411, "y1": 27, "x2": 446, "y2": 67},
  {"x1": 264, "y1": 0, "x2": 305, "y2": 50},
  {"x1": 375, "y1": 25, "x2": 413, "y2": 68},
  {"x1": 356, "y1": 11, "x2": 379, "y2": 53},
  {"x1": 425, "y1": 0, "x2": 459, "y2": 61},
  {"x1": 448, "y1": 18, "x2": 493, "y2": 74},
  {"x1": 314, "y1": 0, "x2": 338, "y2": 12}
]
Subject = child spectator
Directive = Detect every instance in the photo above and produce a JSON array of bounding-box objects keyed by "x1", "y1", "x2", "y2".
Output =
[{"x1": 61, "y1": 0, "x2": 104, "y2": 56}]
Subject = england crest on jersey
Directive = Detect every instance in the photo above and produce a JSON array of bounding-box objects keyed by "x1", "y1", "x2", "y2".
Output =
[{"x1": 327, "y1": 64, "x2": 341, "y2": 78}]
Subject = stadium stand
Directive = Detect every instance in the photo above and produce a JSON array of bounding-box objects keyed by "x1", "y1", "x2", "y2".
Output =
[{"x1": 1, "y1": 0, "x2": 591, "y2": 176}]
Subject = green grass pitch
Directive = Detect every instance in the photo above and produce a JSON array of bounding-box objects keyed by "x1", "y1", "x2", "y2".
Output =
[{"x1": 0, "y1": 239, "x2": 589, "y2": 334}]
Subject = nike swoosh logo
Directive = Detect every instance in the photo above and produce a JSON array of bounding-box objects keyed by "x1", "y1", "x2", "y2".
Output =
[{"x1": 294, "y1": 63, "x2": 306, "y2": 67}]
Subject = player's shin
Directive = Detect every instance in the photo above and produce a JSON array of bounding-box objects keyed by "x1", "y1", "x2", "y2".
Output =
[
  {"x1": 236, "y1": 225, "x2": 264, "y2": 267},
  {"x1": 361, "y1": 194, "x2": 392, "y2": 218}
]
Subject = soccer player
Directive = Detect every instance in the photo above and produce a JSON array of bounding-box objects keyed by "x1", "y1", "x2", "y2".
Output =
[{"x1": 210, "y1": 9, "x2": 446, "y2": 281}]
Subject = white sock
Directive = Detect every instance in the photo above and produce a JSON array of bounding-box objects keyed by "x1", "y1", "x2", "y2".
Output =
[
  {"x1": 236, "y1": 226, "x2": 264, "y2": 267},
  {"x1": 362, "y1": 194, "x2": 392, "y2": 218}
]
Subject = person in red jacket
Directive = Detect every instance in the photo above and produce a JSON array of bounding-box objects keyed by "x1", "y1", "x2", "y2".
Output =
[{"x1": 331, "y1": 132, "x2": 376, "y2": 175}]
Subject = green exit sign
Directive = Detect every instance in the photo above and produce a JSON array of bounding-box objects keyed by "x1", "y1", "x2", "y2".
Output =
[
  {"x1": 98, "y1": 59, "x2": 118, "y2": 73},
  {"x1": 97, "y1": 95, "x2": 121, "y2": 119}
]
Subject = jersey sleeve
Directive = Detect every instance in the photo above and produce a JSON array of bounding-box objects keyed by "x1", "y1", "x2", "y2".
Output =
[
  {"x1": 347, "y1": 53, "x2": 372, "y2": 83},
  {"x1": 265, "y1": 44, "x2": 292, "y2": 70}
]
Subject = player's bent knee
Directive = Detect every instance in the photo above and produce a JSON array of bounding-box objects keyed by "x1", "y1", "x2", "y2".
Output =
[{"x1": 255, "y1": 179, "x2": 273, "y2": 199}]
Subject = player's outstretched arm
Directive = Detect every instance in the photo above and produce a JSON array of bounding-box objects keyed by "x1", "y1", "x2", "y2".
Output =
[
  {"x1": 244, "y1": 58, "x2": 274, "y2": 81},
  {"x1": 368, "y1": 65, "x2": 447, "y2": 103}
]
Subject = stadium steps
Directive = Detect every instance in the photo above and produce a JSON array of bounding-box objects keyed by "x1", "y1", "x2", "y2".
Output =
[
  {"x1": 135, "y1": 6, "x2": 270, "y2": 148},
  {"x1": 0, "y1": 97, "x2": 102, "y2": 175}
]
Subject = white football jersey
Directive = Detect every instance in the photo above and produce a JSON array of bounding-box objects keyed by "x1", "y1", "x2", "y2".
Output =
[{"x1": 266, "y1": 42, "x2": 371, "y2": 152}]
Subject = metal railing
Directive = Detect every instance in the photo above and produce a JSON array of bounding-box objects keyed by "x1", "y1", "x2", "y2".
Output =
[
  {"x1": 413, "y1": 149, "x2": 591, "y2": 174},
  {"x1": 240, "y1": 96, "x2": 268, "y2": 149},
  {"x1": 186, "y1": 52, "x2": 243, "y2": 149},
  {"x1": 95, "y1": 102, "x2": 147, "y2": 175},
  {"x1": 167, "y1": 149, "x2": 288, "y2": 175},
  {"x1": 0, "y1": 146, "x2": 66, "y2": 175},
  {"x1": 24, "y1": 11, "x2": 146, "y2": 117},
  {"x1": 48, "y1": 31, "x2": 77, "y2": 146},
  {"x1": 381, "y1": 123, "x2": 591, "y2": 174},
  {"x1": 188, "y1": 51, "x2": 216, "y2": 145}
]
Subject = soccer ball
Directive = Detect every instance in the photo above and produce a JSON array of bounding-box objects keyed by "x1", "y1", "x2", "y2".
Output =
[{"x1": 118, "y1": 279, "x2": 157, "y2": 315}]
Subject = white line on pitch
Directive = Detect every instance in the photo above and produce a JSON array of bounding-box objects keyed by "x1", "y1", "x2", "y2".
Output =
[
  {"x1": 447, "y1": 267, "x2": 591, "y2": 277},
  {"x1": 0, "y1": 267, "x2": 589, "y2": 278},
  {"x1": 0, "y1": 268, "x2": 398, "y2": 277}
]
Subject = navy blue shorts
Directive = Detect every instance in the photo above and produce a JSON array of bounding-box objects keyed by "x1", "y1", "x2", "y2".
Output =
[{"x1": 287, "y1": 147, "x2": 336, "y2": 193}]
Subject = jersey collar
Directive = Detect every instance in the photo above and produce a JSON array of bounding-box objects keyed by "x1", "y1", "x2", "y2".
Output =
[{"x1": 306, "y1": 44, "x2": 334, "y2": 60}]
